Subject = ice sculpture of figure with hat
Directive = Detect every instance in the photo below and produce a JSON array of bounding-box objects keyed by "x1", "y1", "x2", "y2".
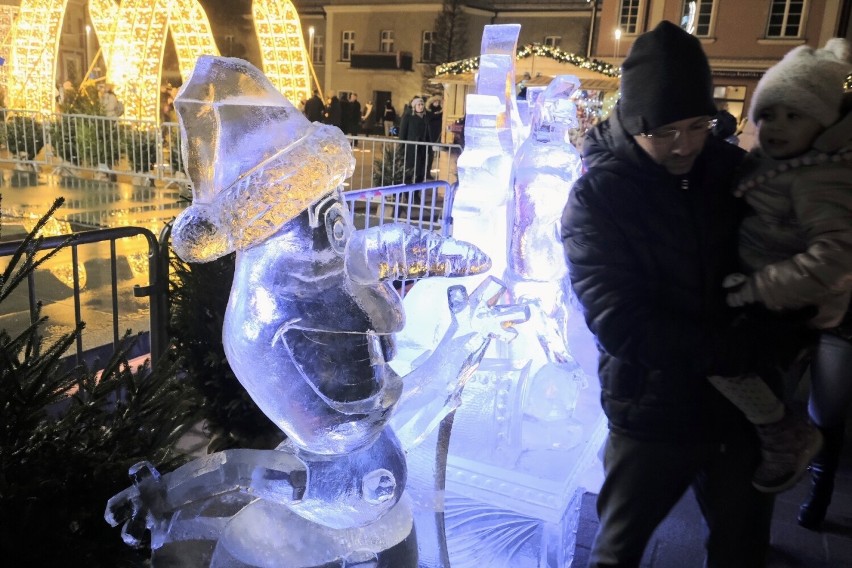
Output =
[{"x1": 104, "y1": 55, "x2": 529, "y2": 567}]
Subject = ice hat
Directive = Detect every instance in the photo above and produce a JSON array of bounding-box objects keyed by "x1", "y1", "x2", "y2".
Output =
[
  {"x1": 749, "y1": 38, "x2": 852, "y2": 127},
  {"x1": 170, "y1": 56, "x2": 355, "y2": 263},
  {"x1": 619, "y1": 21, "x2": 717, "y2": 135}
]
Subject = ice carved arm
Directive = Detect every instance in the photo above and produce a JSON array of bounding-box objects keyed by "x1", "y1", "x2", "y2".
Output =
[{"x1": 105, "y1": 449, "x2": 307, "y2": 548}]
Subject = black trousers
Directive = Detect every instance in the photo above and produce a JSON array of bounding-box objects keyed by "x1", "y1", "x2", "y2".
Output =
[{"x1": 588, "y1": 430, "x2": 774, "y2": 568}]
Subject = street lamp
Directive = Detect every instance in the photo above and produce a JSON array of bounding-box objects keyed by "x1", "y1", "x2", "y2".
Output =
[
  {"x1": 614, "y1": 28, "x2": 622, "y2": 60},
  {"x1": 85, "y1": 24, "x2": 91, "y2": 76},
  {"x1": 308, "y1": 26, "x2": 315, "y2": 63}
]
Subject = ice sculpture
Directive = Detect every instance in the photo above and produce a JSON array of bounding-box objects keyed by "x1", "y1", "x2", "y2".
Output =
[
  {"x1": 104, "y1": 56, "x2": 531, "y2": 566},
  {"x1": 505, "y1": 74, "x2": 589, "y2": 443},
  {"x1": 395, "y1": 26, "x2": 605, "y2": 568},
  {"x1": 451, "y1": 24, "x2": 523, "y2": 278}
]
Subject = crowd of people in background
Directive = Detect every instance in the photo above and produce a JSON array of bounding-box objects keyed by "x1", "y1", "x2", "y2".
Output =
[{"x1": 297, "y1": 90, "x2": 445, "y2": 148}]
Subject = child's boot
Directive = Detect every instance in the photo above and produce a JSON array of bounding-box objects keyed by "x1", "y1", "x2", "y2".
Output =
[{"x1": 753, "y1": 411, "x2": 823, "y2": 493}]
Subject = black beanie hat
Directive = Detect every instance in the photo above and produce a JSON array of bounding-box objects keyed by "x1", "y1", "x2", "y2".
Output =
[{"x1": 620, "y1": 21, "x2": 717, "y2": 135}]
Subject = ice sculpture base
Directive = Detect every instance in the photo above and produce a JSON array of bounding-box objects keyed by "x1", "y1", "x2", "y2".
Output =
[
  {"x1": 150, "y1": 492, "x2": 418, "y2": 568},
  {"x1": 405, "y1": 358, "x2": 606, "y2": 568}
]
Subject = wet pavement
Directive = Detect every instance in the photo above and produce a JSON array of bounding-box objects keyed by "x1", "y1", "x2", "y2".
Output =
[{"x1": 0, "y1": 170, "x2": 186, "y2": 362}]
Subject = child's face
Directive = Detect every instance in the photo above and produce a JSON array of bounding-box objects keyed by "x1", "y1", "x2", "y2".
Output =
[{"x1": 756, "y1": 104, "x2": 823, "y2": 159}]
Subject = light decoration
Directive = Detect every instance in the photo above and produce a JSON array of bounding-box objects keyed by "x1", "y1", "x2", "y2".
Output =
[
  {"x1": 167, "y1": 0, "x2": 219, "y2": 82},
  {"x1": 88, "y1": 0, "x2": 119, "y2": 68},
  {"x1": 105, "y1": 0, "x2": 169, "y2": 122},
  {"x1": 7, "y1": 0, "x2": 66, "y2": 113},
  {"x1": 253, "y1": 0, "x2": 312, "y2": 104},
  {"x1": 0, "y1": 5, "x2": 19, "y2": 100},
  {"x1": 436, "y1": 44, "x2": 621, "y2": 79},
  {"x1": 91, "y1": 0, "x2": 217, "y2": 121}
]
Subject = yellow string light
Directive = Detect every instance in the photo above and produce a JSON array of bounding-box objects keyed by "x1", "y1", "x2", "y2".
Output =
[
  {"x1": 253, "y1": 0, "x2": 312, "y2": 104},
  {"x1": 7, "y1": 0, "x2": 65, "y2": 113},
  {"x1": 0, "y1": 5, "x2": 19, "y2": 100},
  {"x1": 436, "y1": 43, "x2": 621, "y2": 79}
]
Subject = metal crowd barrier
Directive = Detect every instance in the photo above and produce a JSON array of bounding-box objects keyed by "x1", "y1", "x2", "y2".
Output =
[
  {"x1": 345, "y1": 135, "x2": 461, "y2": 190},
  {"x1": 0, "y1": 110, "x2": 461, "y2": 192},
  {"x1": 0, "y1": 225, "x2": 169, "y2": 369},
  {"x1": 0, "y1": 109, "x2": 187, "y2": 189},
  {"x1": 342, "y1": 180, "x2": 456, "y2": 238}
]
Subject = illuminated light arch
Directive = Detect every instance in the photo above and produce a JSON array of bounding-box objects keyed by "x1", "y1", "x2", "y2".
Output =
[
  {"x1": 92, "y1": 0, "x2": 217, "y2": 121},
  {"x1": 0, "y1": 5, "x2": 20, "y2": 100},
  {"x1": 106, "y1": 0, "x2": 170, "y2": 122},
  {"x1": 88, "y1": 0, "x2": 119, "y2": 67},
  {"x1": 253, "y1": 0, "x2": 312, "y2": 104},
  {"x1": 7, "y1": 0, "x2": 66, "y2": 112},
  {"x1": 167, "y1": 0, "x2": 219, "y2": 82}
]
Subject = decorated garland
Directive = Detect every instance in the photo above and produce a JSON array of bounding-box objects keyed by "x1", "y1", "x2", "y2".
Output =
[{"x1": 436, "y1": 44, "x2": 621, "y2": 78}]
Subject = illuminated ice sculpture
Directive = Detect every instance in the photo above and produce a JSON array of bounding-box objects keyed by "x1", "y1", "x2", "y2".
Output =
[
  {"x1": 104, "y1": 56, "x2": 530, "y2": 566},
  {"x1": 396, "y1": 25, "x2": 605, "y2": 567}
]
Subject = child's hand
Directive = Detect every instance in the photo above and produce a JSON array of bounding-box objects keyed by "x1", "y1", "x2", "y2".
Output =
[{"x1": 722, "y1": 272, "x2": 757, "y2": 306}]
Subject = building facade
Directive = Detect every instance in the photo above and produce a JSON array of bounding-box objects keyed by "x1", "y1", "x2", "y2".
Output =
[
  {"x1": 293, "y1": 0, "x2": 597, "y2": 131},
  {"x1": 295, "y1": 0, "x2": 851, "y2": 131},
  {"x1": 595, "y1": 0, "x2": 852, "y2": 122}
]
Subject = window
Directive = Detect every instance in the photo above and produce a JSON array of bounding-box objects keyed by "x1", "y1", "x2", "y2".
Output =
[
  {"x1": 766, "y1": 0, "x2": 805, "y2": 38},
  {"x1": 544, "y1": 36, "x2": 562, "y2": 48},
  {"x1": 422, "y1": 31, "x2": 436, "y2": 62},
  {"x1": 341, "y1": 31, "x2": 355, "y2": 61},
  {"x1": 312, "y1": 34, "x2": 324, "y2": 64},
  {"x1": 618, "y1": 0, "x2": 642, "y2": 34},
  {"x1": 681, "y1": 1, "x2": 716, "y2": 36},
  {"x1": 380, "y1": 30, "x2": 395, "y2": 53}
]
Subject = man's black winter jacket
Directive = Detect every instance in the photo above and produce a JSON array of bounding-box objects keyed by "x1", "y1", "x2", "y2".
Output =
[{"x1": 561, "y1": 109, "x2": 751, "y2": 442}]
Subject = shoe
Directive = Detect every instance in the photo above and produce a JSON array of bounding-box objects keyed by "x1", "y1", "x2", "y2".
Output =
[
  {"x1": 752, "y1": 411, "x2": 823, "y2": 493},
  {"x1": 798, "y1": 425, "x2": 844, "y2": 530}
]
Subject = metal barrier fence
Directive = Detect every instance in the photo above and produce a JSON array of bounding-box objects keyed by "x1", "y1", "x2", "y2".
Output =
[
  {"x1": 0, "y1": 225, "x2": 169, "y2": 369},
  {"x1": 345, "y1": 135, "x2": 460, "y2": 190},
  {"x1": 0, "y1": 110, "x2": 460, "y2": 191},
  {"x1": 0, "y1": 109, "x2": 188, "y2": 189},
  {"x1": 342, "y1": 180, "x2": 456, "y2": 238}
]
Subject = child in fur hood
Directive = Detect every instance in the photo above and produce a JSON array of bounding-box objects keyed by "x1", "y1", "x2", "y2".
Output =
[{"x1": 708, "y1": 39, "x2": 852, "y2": 514}]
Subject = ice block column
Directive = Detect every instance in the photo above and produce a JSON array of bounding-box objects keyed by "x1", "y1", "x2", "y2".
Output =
[{"x1": 452, "y1": 24, "x2": 522, "y2": 279}]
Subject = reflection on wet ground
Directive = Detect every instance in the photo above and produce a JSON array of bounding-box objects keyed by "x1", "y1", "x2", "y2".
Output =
[{"x1": 1, "y1": 171, "x2": 188, "y2": 366}]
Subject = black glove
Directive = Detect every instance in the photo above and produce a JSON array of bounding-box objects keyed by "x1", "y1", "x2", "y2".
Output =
[{"x1": 703, "y1": 304, "x2": 818, "y2": 378}]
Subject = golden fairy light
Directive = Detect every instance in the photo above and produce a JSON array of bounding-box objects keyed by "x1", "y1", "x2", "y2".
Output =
[
  {"x1": 167, "y1": 0, "x2": 219, "y2": 82},
  {"x1": 6, "y1": 0, "x2": 309, "y2": 118},
  {"x1": 253, "y1": 0, "x2": 312, "y2": 104},
  {"x1": 88, "y1": 0, "x2": 118, "y2": 66},
  {"x1": 105, "y1": 0, "x2": 170, "y2": 122},
  {"x1": 7, "y1": 0, "x2": 65, "y2": 112},
  {"x1": 92, "y1": 0, "x2": 217, "y2": 121},
  {"x1": 0, "y1": 5, "x2": 19, "y2": 100}
]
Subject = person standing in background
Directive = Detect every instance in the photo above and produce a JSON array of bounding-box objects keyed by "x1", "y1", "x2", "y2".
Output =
[
  {"x1": 304, "y1": 89, "x2": 325, "y2": 123},
  {"x1": 398, "y1": 96, "x2": 431, "y2": 184},
  {"x1": 424, "y1": 95, "x2": 444, "y2": 180},
  {"x1": 383, "y1": 99, "x2": 397, "y2": 136}
]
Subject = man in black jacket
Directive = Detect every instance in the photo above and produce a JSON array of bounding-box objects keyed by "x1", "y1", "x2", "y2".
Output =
[
  {"x1": 304, "y1": 90, "x2": 325, "y2": 123},
  {"x1": 561, "y1": 21, "x2": 812, "y2": 568}
]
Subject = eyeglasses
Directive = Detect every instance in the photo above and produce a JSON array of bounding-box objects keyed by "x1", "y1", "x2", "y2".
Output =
[{"x1": 639, "y1": 118, "x2": 717, "y2": 143}]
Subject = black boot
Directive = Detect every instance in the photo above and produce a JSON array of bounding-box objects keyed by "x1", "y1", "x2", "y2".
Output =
[{"x1": 798, "y1": 426, "x2": 845, "y2": 530}]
